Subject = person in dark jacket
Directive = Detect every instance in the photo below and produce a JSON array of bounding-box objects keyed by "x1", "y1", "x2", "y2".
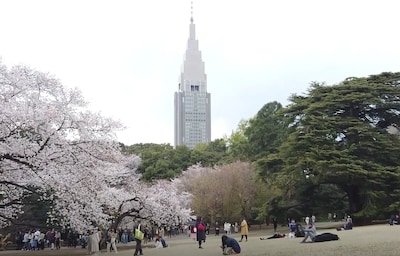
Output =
[
  {"x1": 196, "y1": 216, "x2": 206, "y2": 249},
  {"x1": 221, "y1": 234, "x2": 241, "y2": 254},
  {"x1": 337, "y1": 216, "x2": 353, "y2": 231},
  {"x1": 272, "y1": 218, "x2": 278, "y2": 232},
  {"x1": 215, "y1": 221, "x2": 220, "y2": 236}
]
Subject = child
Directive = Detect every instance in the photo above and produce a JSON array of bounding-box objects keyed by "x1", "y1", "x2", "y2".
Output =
[
  {"x1": 221, "y1": 235, "x2": 240, "y2": 255},
  {"x1": 155, "y1": 238, "x2": 163, "y2": 249},
  {"x1": 288, "y1": 219, "x2": 297, "y2": 238},
  {"x1": 155, "y1": 237, "x2": 168, "y2": 249}
]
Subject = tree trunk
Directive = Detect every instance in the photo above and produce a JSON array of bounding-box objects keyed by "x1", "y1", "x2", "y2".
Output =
[{"x1": 345, "y1": 185, "x2": 363, "y2": 215}]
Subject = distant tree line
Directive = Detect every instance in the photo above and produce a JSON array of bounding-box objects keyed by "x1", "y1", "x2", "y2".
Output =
[{"x1": 123, "y1": 72, "x2": 400, "y2": 224}]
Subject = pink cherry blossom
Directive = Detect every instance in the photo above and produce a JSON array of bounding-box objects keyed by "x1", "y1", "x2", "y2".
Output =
[{"x1": 0, "y1": 61, "x2": 192, "y2": 231}]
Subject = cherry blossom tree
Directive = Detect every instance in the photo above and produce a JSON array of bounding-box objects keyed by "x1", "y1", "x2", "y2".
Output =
[
  {"x1": 0, "y1": 61, "x2": 193, "y2": 231},
  {"x1": 0, "y1": 61, "x2": 128, "y2": 229},
  {"x1": 103, "y1": 175, "x2": 193, "y2": 229}
]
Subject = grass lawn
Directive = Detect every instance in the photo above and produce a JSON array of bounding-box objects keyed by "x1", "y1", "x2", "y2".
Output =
[{"x1": 0, "y1": 224, "x2": 398, "y2": 256}]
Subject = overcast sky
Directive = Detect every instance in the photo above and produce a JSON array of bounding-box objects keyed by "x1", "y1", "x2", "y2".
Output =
[{"x1": 1, "y1": 0, "x2": 399, "y2": 145}]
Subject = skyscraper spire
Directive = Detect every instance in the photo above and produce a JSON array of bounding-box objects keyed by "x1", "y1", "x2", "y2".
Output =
[
  {"x1": 190, "y1": 1, "x2": 193, "y2": 23},
  {"x1": 189, "y1": 1, "x2": 196, "y2": 40}
]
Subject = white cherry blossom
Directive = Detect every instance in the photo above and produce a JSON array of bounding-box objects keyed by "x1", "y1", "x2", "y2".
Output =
[{"x1": 0, "y1": 61, "x2": 192, "y2": 231}]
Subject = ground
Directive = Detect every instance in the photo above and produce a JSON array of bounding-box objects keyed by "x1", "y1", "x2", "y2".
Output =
[{"x1": 0, "y1": 224, "x2": 398, "y2": 256}]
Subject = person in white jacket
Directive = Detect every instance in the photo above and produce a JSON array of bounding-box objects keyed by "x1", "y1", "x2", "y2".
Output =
[{"x1": 90, "y1": 229, "x2": 101, "y2": 255}]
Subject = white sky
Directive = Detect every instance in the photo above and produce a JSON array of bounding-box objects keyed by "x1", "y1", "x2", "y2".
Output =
[{"x1": 1, "y1": 0, "x2": 399, "y2": 145}]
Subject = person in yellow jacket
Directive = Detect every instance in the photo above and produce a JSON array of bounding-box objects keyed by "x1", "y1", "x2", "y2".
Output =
[{"x1": 239, "y1": 218, "x2": 248, "y2": 242}]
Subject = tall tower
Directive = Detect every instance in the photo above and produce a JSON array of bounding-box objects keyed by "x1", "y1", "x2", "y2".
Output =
[{"x1": 174, "y1": 2, "x2": 211, "y2": 149}]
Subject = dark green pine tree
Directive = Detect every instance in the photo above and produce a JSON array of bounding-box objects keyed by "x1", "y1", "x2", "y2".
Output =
[{"x1": 265, "y1": 72, "x2": 400, "y2": 220}]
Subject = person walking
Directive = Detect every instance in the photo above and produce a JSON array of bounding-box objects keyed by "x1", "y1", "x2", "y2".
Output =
[
  {"x1": 55, "y1": 230, "x2": 61, "y2": 250},
  {"x1": 239, "y1": 217, "x2": 248, "y2": 242},
  {"x1": 86, "y1": 230, "x2": 91, "y2": 254},
  {"x1": 196, "y1": 216, "x2": 206, "y2": 249},
  {"x1": 215, "y1": 221, "x2": 220, "y2": 236},
  {"x1": 107, "y1": 228, "x2": 118, "y2": 253},
  {"x1": 133, "y1": 221, "x2": 144, "y2": 256},
  {"x1": 273, "y1": 218, "x2": 278, "y2": 232}
]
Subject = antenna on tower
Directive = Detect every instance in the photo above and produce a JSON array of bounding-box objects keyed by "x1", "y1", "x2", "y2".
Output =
[{"x1": 190, "y1": 1, "x2": 194, "y2": 23}]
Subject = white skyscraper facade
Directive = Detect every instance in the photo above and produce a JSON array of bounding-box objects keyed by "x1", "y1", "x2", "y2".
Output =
[{"x1": 174, "y1": 13, "x2": 211, "y2": 149}]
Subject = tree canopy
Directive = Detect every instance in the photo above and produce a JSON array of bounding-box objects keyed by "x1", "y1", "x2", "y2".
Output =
[
  {"x1": 0, "y1": 61, "x2": 191, "y2": 231},
  {"x1": 178, "y1": 162, "x2": 262, "y2": 224},
  {"x1": 258, "y1": 72, "x2": 400, "y2": 220}
]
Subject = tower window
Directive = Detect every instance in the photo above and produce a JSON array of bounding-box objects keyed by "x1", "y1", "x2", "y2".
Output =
[{"x1": 191, "y1": 85, "x2": 200, "y2": 91}]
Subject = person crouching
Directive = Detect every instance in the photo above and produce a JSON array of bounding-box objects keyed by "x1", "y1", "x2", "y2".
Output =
[{"x1": 221, "y1": 234, "x2": 241, "y2": 255}]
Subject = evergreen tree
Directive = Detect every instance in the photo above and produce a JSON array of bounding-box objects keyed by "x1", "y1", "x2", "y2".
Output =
[{"x1": 260, "y1": 73, "x2": 400, "y2": 220}]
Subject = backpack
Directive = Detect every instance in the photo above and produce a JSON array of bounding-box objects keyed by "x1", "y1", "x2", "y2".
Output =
[{"x1": 198, "y1": 223, "x2": 205, "y2": 232}]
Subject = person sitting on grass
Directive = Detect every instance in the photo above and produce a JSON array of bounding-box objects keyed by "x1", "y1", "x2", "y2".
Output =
[
  {"x1": 221, "y1": 234, "x2": 241, "y2": 255},
  {"x1": 154, "y1": 236, "x2": 168, "y2": 248},
  {"x1": 337, "y1": 216, "x2": 353, "y2": 231},
  {"x1": 300, "y1": 222, "x2": 316, "y2": 243},
  {"x1": 295, "y1": 223, "x2": 305, "y2": 237},
  {"x1": 389, "y1": 214, "x2": 399, "y2": 225}
]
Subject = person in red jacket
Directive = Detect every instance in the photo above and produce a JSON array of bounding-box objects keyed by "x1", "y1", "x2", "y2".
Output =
[{"x1": 195, "y1": 216, "x2": 206, "y2": 249}]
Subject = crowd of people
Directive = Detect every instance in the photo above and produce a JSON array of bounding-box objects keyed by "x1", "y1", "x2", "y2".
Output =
[
  {"x1": 11, "y1": 223, "x2": 185, "y2": 254},
  {"x1": 258, "y1": 213, "x2": 350, "y2": 244},
  {"x1": 8, "y1": 213, "x2": 360, "y2": 254},
  {"x1": 14, "y1": 229, "x2": 62, "y2": 251}
]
